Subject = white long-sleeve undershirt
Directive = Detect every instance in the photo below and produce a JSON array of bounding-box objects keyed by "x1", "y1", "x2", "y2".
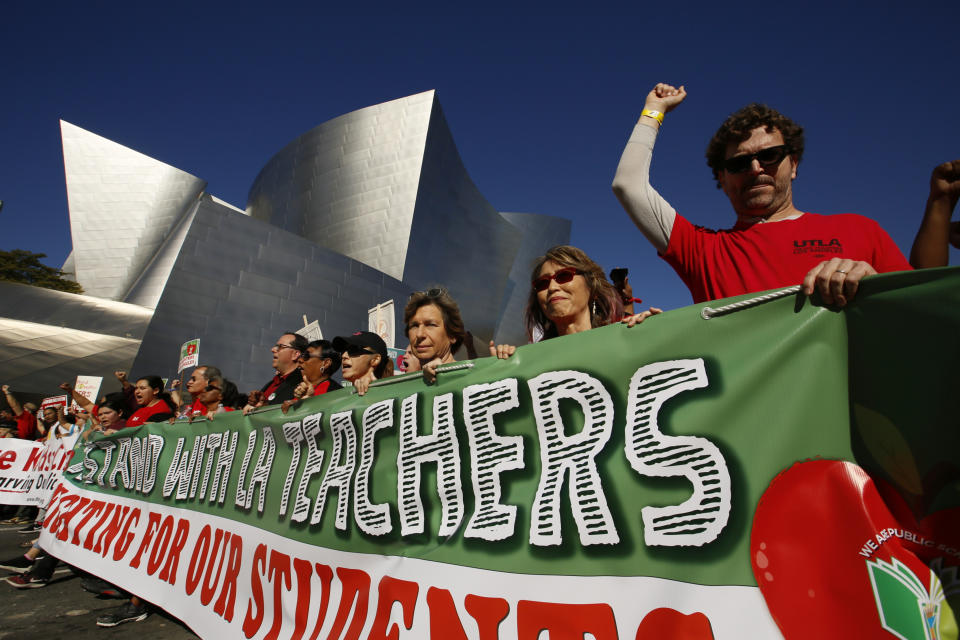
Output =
[{"x1": 612, "y1": 122, "x2": 676, "y2": 253}]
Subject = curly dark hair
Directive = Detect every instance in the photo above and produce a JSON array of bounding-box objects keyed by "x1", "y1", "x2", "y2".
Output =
[
  {"x1": 525, "y1": 245, "x2": 624, "y2": 341},
  {"x1": 706, "y1": 103, "x2": 805, "y2": 187}
]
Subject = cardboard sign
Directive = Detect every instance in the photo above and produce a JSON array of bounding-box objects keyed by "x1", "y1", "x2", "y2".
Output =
[
  {"x1": 71, "y1": 375, "x2": 102, "y2": 412},
  {"x1": 178, "y1": 339, "x2": 200, "y2": 373},
  {"x1": 39, "y1": 395, "x2": 68, "y2": 411},
  {"x1": 368, "y1": 300, "x2": 395, "y2": 348}
]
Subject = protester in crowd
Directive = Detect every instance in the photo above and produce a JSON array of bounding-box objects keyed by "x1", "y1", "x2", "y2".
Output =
[
  {"x1": 491, "y1": 246, "x2": 661, "y2": 359},
  {"x1": 122, "y1": 375, "x2": 174, "y2": 428},
  {"x1": 404, "y1": 288, "x2": 467, "y2": 383},
  {"x1": 187, "y1": 375, "x2": 238, "y2": 420},
  {"x1": 82, "y1": 396, "x2": 128, "y2": 439},
  {"x1": 610, "y1": 267, "x2": 641, "y2": 316},
  {"x1": 49, "y1": 405, "x2": 76, "y2": 439},
  {"x1": 0, "y1": 408, "x2": 16, "y2": 437},
  {"x1": 0, "y1": 386, "x2": 40, "y2": 525},
  {"x1": 333, "y1": 331, "x2": 389, "y2": 396},
  {"x1": 612, "y1": 83, "x2": 912, "y2": 307},
  {"x1": 243, "y1": 332, "x2": 308, "y2": 413},
  {"x1": 220, "y1": 380, "x2": 246, "y2": 410},
  {"x1": 1, "y1": 385, "x2": 37, "y2": 440},
  {"x1": 35, "y1": 405, "x2": 60, "y2": 440},
  {"x1": 170, "y1": 365, "x2": 223, "y2": 418},
  {"x1": 280, "y1": 340, "x2": 343, "y2": 414},
  {"x1": 302, "y1": 339, "x2": 343, "y2": 396},
  {"x1": 401, "y1": 344, "x2": 421, "y2": 373},
  {"x1": 910, "y1": 159, "x2": 960, "y2": 268}
]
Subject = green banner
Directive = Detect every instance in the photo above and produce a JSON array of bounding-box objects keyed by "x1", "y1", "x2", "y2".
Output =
[{"x1": 40, "y1": 268, "x2": 960, "y2": 639}]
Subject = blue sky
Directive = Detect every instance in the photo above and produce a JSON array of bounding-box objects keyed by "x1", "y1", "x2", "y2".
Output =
[{"x1": 3, "y1": 4, "x2": 958, "y2": 312}]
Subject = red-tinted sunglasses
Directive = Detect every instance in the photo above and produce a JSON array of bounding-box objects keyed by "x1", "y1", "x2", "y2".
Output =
[{"x1": 533, "y1": 267, "x2": 580, "y2": 292}]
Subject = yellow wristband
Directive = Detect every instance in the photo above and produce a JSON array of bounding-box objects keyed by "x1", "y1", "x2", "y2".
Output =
[{"x1": 641, "y1": 109, "x2": 664, "y2": 125}]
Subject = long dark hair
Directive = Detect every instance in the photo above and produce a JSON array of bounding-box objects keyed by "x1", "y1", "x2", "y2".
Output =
[
  {"x1": 136, "y1": 375, "x2": 174, "y2": 408},
  {"x1": 99, "y1": 396, "x2": 128, "y2": 418},
  {"x1": 220, "y1": 380, "x2": 246, "y2": 409},
  {"x1": 524, "y1": 245, "x2": 624, "y2": 341}
]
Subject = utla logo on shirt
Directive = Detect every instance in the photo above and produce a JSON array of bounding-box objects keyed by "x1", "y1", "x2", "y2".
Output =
[{"x1": 793, "y1": 238, "x2": 843, "y2": 255}]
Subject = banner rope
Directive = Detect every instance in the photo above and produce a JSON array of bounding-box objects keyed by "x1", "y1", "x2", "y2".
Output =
[
  {"x1": 362, "y1": 362, "x2": 475, "y2": 391},
  {"x1": 208, "y1": 363, "x2": 480, "y2": 417},
  {"x1": 700, "y1": 285, "x2": 801, "y2": 320}
]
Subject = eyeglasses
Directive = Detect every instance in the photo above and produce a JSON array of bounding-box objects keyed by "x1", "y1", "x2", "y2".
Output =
[
  {"x1": 533, "y1": 267, "x2": 580, "y2": 292},
  {"x1": 204, "y1": 384, "x2": 221, "y2": 392},
  {"x1": 272, "y1": 343, "x2": 296, "y2": 352},
  {"x1": 723, "y1": 145, "x2": 789, "y2": 174},
  {"x1": 344, "y1": 345, "x2": 376, "y2": 357}
]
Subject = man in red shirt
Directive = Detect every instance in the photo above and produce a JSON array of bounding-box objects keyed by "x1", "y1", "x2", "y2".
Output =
[
  {"x1": 1, "y1": 386, "x2": 37, "y2": 440},
  {"x1": 613, "y1": 83, "x2": 912, "y2": 306}
]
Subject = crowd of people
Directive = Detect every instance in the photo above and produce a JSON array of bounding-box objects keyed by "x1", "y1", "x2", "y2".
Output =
[{"x1": 1, "y1": 83, "x2": 957, "y2": 629}]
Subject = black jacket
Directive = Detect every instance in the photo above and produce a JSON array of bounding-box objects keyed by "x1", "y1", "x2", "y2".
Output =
[{"x1": 260, "y1": 368, "x2": 304, "y2": 405}]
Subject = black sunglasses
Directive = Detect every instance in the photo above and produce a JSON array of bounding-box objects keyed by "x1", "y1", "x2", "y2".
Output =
[
  {"x1": 205, "y1": 384, "x2": 221, "y2": 392},
  {"x1": 533, "y1": 267, "x2": 579, "y2": 292},
  {"x1": 723, "y1": 145, "x2": 789, "y2": 174}
]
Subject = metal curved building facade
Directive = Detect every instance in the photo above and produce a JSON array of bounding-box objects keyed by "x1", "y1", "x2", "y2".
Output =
[{"x1": 2, "y1": 91, "x2": 570, "y2": 396}]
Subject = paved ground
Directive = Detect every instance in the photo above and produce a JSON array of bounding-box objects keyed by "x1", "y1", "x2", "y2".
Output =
[{"x1": 0, "y1": 522, "x2": 197, "y2": 639}]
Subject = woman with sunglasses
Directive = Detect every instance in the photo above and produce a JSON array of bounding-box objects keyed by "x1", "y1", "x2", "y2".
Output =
[
  {"x1": 189, "y1": 376, "x2": 239, "y2": 420},
  {"x1": 491, "y1": 245, "x2": 661, "y2": 358},
  {"x1": 332, "y1": 332, "x2": 390, "y2": 396},
  {"x1": 282, "y1": 340, "x2": 343, "y2": 413},
  {"x1": 404, "y1": 288, "x2": 466, "y2": 383}
]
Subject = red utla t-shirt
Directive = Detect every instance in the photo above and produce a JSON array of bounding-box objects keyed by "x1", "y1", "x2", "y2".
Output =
[{"x1": 662, "y1": 212, "x2": 912, "y2": 304}]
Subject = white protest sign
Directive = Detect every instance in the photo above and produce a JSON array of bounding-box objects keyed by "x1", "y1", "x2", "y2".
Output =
[
  {"x1": 368, "y1": 300, "x2": 395, "y2": 349},
  {"x1": 40, "y1": 395, "x2": 68, "y2": 411},
  {"x1": 296, "y1": 319, "x2": 323, "y2": 343},
  {"x1": 71, "y1": 375, "x2": 102, "y2": 412}
]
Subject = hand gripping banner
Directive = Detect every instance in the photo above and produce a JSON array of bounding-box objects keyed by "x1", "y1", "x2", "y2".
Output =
[{"x1": 39, "y1": 268, "x2": 960, "y2": 639}]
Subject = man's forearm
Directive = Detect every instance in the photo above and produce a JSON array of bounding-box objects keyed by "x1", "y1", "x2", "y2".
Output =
[
  {"x1": 612, "y1": 121, "x2": 676, "y2": 253},
  {"x1": 910, "y1": 195, "x2": 957, "y2": 268}
]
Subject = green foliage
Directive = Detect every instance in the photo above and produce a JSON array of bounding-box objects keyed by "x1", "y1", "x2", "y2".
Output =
[{"x1": 0, "y1": 249, "x2": 83, "y2": 294}]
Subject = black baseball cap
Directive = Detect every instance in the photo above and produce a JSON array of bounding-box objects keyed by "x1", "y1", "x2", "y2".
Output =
[{"x1": 332, "y1": 331, "x2": 388, "y2": 362}]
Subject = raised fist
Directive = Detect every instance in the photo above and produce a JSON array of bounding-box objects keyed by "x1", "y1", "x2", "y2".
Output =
[
  {"x1": 930, "y1": 160, "x2": 960, "y2": 201},
  {"x1": 644, "y1": 83, "x2": 687, "y2": 114}
]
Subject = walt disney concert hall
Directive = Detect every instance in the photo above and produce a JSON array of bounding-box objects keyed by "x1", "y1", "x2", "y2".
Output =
[{"x1": 0, "y1": 91, "x2": 570, "y2": 394}]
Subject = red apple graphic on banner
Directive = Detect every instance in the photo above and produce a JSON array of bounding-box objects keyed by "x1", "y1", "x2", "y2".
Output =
[{"x1": 750, "y1": 460, "x2": 956, "y2": 639}]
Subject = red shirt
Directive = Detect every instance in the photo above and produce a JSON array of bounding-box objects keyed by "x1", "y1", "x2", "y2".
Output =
[
  {"x1": 311, "y1": 380, "x2": 334, "y2": 396},
  {"x1": 663, "y1": 212, "x2": 912, "y2": 304},
  {"x1": 126, "y1": 400, "x2": 173, "y2": 427},
  {"x1": 182, "y1": 398, "x2": 206, "y2": 418},
  {"x1": 15, "y1": 412, "x2": 36, "y2": 440}
]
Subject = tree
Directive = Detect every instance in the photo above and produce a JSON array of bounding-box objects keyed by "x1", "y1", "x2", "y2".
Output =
[{"x1": 0, "y1": 249, "x2": 83, "y2": 294}]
